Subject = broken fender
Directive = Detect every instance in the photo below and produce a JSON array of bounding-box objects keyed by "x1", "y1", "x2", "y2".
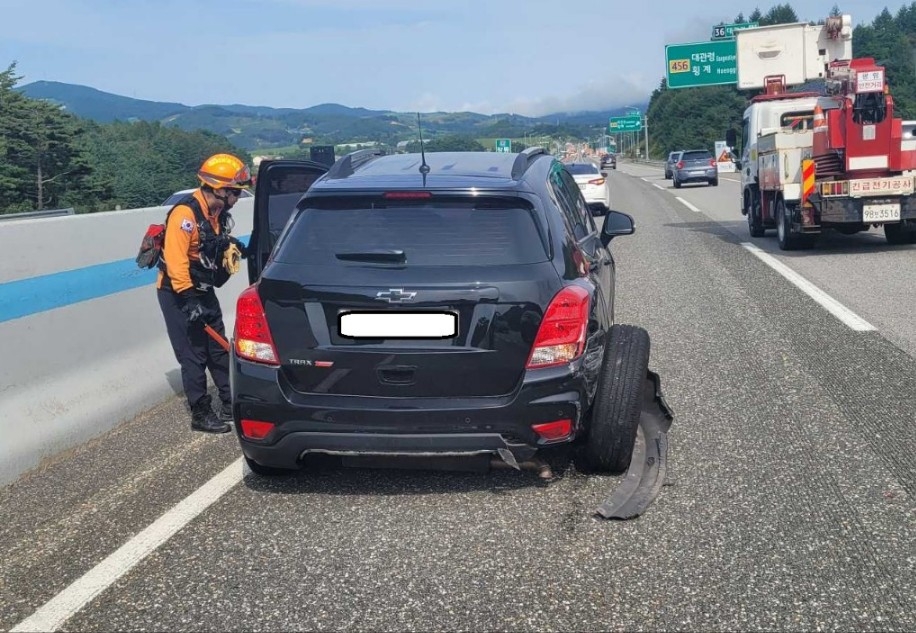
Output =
[{"x1": 596, "y1": 369, "x2": 674, "y2": 520}]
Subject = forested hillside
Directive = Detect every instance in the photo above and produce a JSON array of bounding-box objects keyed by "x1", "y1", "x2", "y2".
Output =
[{"x1": 0, "y1": 64, "x2": 249, "y2": 215}]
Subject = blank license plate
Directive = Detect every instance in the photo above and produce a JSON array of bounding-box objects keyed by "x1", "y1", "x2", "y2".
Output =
[
  {"x1": 863, "y1": 203, "x2": 901, "y2": 222},
  {"x1": 339, "y1": 311, "x2": 458, "y2": 339}
]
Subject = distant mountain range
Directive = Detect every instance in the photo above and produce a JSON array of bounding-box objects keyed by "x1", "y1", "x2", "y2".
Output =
[{"x1": 18, "y1": 81, "x2": 648, "y2": 151}]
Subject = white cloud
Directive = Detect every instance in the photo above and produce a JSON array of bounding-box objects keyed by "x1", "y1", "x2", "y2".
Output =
[{"x1": 501, "y1": 75, "x2": 655, "y2": 117}]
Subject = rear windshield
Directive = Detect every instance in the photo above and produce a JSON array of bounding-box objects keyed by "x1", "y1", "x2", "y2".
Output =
[
  {"x1": 682, "y1": 151, "x2": 713, "y2": 161},
  {"x1": 565, "y1": 164, "x2": 600, "y2": 175},
  {"x1": 275, "y1": 201, "x2": 549, "y2": 266}
]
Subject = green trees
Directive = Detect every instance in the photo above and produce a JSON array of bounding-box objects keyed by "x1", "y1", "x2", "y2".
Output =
[
  {"x1": 0, "y1": 62, "x2": 249, "y2": 215},
  {"x1": 0, "y1": 63, "x2": 94, "y2": 213},
  {"x1": 405, "y1": 135, "x2": 486, "y2": 153}
]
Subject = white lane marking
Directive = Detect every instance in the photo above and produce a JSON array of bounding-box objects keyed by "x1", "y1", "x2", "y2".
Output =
[
  {"x1": 741, "y1": 243, "x2": 876, "y2": 332},
  {"x1": 653, "y1": 183, "x2": 665, "y2": 190},
  {"x1": 641, "y1": 177, "x2": 651, "y2": 182},
  {"x1": 12, "y1": 458, "x2": 245, "y2": 632},
  {"x1": 676, "y1": 197, "x2": 701, "y2": 212}
]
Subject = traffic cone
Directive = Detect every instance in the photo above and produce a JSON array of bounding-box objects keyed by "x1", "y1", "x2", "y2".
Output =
[{"x1": 812, "y1": 104, "x2": 829, "y2": 156}]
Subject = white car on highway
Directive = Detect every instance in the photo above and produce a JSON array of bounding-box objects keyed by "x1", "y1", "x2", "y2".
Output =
[{"x1": 566, "y1": 162, "x2": 611, "y2": 215}]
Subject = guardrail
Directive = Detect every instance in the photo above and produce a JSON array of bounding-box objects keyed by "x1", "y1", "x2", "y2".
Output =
[
  {"x1": 0, "y1": 199, "x2": 254, "y2": 485},
  {"x1": 0, "y1": 207, "x2": 75, "y2": 221}
]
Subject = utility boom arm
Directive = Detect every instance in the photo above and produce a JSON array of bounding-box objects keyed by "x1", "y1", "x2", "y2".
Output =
[{"x1": 735, "y1": 15, "x2": 853, "y2": 90}]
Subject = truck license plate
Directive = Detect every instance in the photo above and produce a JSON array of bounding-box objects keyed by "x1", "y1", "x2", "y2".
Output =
[{"x1": 863, "y1": 203, "x2": 901, "y2": 222}]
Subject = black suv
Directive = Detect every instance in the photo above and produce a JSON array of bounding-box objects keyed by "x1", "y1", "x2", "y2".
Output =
[{"x1": 233, "y1": 148, "x2": 662, "y2": 477}]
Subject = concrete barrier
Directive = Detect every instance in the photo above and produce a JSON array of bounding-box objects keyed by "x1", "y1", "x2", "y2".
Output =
[{"x1": 0, "y1": 198, "x2": 254, "y2": 486}]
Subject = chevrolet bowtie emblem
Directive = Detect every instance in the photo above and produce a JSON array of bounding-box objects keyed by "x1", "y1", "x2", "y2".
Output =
[{"x1": 376, "y1": 288, "x2": 417, "y2": 303}]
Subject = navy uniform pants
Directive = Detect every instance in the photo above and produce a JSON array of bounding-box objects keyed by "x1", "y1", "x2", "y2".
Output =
[{"x1": 157, "y1": 288, "x2": 230, "y2": 408}]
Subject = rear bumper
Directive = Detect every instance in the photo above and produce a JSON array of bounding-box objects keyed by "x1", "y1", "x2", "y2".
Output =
[
  {"x1": 232, "y1": 357, "x2": 592, "y2": 469},
  {"x1": 814, "y1": 195, "x2": 916, "y2": 225},
  {"x1": 674, "y1": 168, "x2": 716, "y2": 182},
  {"x1": 241, "y1": 431, "x2": 539, "y2": 469},
  {"x1": 582, "y1": 189, "x2": 609, "y2": 206}
]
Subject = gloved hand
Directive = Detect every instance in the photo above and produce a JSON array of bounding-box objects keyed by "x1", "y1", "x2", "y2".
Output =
[
  {"x1": 228, "y1": 236, "x2": 248, "y2": 259},
  {"x1": 180, "y1": 292, "x2": 210, "y2": 324},
  {"x1": 223, "y1": 242, "x2": 243, "y2": 276}
]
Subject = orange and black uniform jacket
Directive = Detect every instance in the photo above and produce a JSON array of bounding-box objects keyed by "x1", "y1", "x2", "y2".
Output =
[{"x1": 156, "y1": 189, "x2": 223, "y2": 294}]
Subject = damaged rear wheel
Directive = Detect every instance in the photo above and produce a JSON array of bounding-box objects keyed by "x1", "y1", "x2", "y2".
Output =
[{"x1": 583, "y1": 324, "x2": 650, "y2": 473}]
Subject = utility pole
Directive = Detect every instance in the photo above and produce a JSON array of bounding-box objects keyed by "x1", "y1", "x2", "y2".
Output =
[{"x1": 644, "y1": 115, "x2": 649, "y2": 160}]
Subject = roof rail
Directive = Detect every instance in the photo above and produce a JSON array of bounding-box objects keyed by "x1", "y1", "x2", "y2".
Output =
[
  {"x1": 510, "y1": 146, "x2": 550, "y2": 179},
  {"x1": 325, "y1": 148, "x2": 387, "y2": 179}
]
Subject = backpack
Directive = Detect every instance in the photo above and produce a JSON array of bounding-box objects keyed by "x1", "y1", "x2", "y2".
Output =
[
  {"x1": 135, "y1": 195, "x2": 227, "y2": 270},
  {"x1": 135, "y1": 222, "x2": 167, "y2": 269}
]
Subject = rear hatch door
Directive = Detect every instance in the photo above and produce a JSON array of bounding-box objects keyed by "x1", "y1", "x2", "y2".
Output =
[
  {"x1": 248, "y1": 159, "x2": 329, "y2": 284},
  {"x1": 259, "y1": 192, "x2": 560, "y2": 398},
  {"x1": 680, "y1": 150, "x2": 714, "y2": 174}
]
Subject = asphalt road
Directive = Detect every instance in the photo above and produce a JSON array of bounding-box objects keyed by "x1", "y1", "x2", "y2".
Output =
[{"x1": 2, "y1": 164, "x2": 915, "y2": 632}]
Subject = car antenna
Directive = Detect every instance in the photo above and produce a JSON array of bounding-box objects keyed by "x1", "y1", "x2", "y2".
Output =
[{"x1": 417, "y1": 112, "x2": 430, "y2": 187}]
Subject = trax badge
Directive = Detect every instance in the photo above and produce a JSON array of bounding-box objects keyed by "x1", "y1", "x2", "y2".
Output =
[
  {"x1": 289, "y1": 359, "x2": 334, "y2": 367},
  {"x1": 376, "y1": 288, "x2": 417, "y2": 303}
]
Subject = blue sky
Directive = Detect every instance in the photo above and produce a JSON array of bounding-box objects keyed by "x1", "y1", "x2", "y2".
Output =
[{"x1": 0, "y1": 0, "x2": 900, "y2": 116}]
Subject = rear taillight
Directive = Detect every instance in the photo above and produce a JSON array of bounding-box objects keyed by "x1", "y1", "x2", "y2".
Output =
[
  {"x1": 709, "y1": 159, "x2": 717, "y2": 167},
  {"x1": 588, "y1": 178, "x2": 606, "y2": 185},
  {"x1": 526, "y1": 286, "x2": 590, "y2": 369},
  {"x1": 532, "y1": 419, "x2": 573, "y2": 442},
  {"x1": 241, "y1": 419, "x2": 275, "y2": 440},
  {"x1": 676, "y1": 161, "x2": 684, "y2": 169},
  {"x1": 234, "y1": 286, "x2": 279, "y2": 365}
]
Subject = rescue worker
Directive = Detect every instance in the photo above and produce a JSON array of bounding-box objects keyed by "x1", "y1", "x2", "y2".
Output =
[{"x1": 157, "y1": 153, "x2": 251, "y2": 433}]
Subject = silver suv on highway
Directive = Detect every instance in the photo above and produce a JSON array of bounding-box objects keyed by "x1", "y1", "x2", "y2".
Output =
[
  {"x1": 672, "y1": 149, "x2": 718, "y2": 188},
  {"x1": 664, "y1": 151, "x2": 682, "y2": 179}
]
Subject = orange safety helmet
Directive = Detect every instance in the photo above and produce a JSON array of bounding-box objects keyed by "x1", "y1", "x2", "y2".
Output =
[{"x1": 197, "y1": 153, "x2": 253, "y2": 190}]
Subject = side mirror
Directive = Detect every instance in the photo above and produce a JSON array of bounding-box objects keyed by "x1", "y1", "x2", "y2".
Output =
[
  {"x1": 725, "y1": 129, "x2": 737, "y2": 147},
  {"x1": 600, "y1": 210, "x2": 634, "y2": 246}
]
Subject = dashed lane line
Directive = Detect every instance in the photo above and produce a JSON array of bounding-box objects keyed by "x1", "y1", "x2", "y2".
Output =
[{"x1": 676, "y1": 197, "x2": 701, "y2": 213}]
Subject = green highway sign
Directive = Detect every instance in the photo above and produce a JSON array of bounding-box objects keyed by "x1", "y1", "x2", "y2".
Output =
[
  {"x1": 495, "y1": 138, "x2": 512, "y2": 153},
  {"x1": 608, "y1": 115, "x2": 642, "y2": 133},
  {"x1": 665, "y1": 39, "x2": 737, "y2": 89},
  {"x1": 711, "y1": 21, "x2": 758, "y2": 40}
]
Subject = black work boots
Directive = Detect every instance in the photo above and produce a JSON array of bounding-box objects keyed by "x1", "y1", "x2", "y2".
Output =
[
  {"x1": 218, "y1": 400, "x2": 233, "y2": 422},
  {"x1": 190, "y1": 395, "x2": 230, "y2": 434}
]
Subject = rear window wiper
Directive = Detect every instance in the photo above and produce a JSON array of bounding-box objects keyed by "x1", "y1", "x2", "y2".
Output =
[{"x1": 335, "y1": 249, "x2": 406, "y2": 263}]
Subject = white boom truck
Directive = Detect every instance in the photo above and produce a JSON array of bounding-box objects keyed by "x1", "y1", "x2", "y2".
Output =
[{"x1": 730, "y1": 15, "x2": 916, "y2": 249}]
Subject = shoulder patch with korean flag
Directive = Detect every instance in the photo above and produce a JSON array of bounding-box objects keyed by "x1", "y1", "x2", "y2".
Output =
[{"x1": 180, "y1": 218, "x2": 194, "y2": 233}]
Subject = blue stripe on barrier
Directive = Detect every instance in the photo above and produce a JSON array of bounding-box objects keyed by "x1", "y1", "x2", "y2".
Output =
[{"x1": 0, "y1": 235, "x2": 250, "y2": 324}]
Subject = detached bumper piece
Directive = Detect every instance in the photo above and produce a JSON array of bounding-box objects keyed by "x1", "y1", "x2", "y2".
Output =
[{"x1": 596, "y1": 369, "x2": 674, "y2": 520}]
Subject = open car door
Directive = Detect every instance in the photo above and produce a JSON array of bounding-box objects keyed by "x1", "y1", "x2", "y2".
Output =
[{"x1": 248, "y1": 159, "x2": 329, "y2": 284}]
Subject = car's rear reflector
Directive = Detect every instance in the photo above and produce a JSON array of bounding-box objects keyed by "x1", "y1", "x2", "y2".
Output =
[
  {"x1": 241, "y1": 419, "x2": 275, "y2": 440},
  {"x1": 383, "y1": 191, "x2": 432, "y2": 199},
  {"x1": 234, "y1": 285, "x2": 280, "y2": 365},
  {"x1": 532, "y1": 419, "x2": 573, "y2": 441},
  {"x1": 526, "y1": 285, "x2": 590, "y2": 369}
]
